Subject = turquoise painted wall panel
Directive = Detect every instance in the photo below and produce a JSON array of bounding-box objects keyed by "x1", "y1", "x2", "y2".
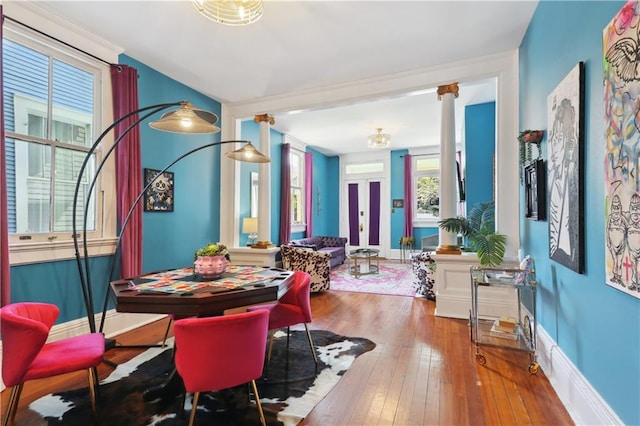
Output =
[
  {"x1": 520, "y1": 2, "x2": 638, "y2": 424},
  {"x1": 465, "y1": 102, "x2": 495, "y2": 210},
  {"x1": 390, "y1": 150, "x2": 407, "y2": 249},
  {"x1": 10, "y1": 256, "x2": 113, "y2": 324},
  {"x1": 308, "y1": 147, "x2": 339, "y2": 237},
  {"x1": 120, "y1": 55, "x2": 222, "y2": 272}
]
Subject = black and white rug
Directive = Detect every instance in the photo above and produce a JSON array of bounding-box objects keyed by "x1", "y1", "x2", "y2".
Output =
[{"x1": 30, "y1": 329, "x2": 376, "y2": 425}]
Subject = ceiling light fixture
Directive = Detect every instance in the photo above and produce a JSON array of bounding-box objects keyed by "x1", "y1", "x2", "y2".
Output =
[
  {"x1": 192, "y1": 0, "x2": 264, "y2": 26},
  {"x1": 368, "y1": 128, "x2": 391, "y2": 149}
]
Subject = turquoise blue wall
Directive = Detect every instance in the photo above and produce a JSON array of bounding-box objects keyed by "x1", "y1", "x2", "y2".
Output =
[
  {"x1": 308, "y1": 147, "x2": 340, "y2": 237},
  {"x1": 390, "y1": 150, "x2": 407, "y2": 249},
  {"x1": 121, "y1": 56, "x2": 223, "y2": 272},
  {"x1": 465, "y1": 102, "x2": 495, "y2": 210},
  {"x1": 520, "y1": 2, "x2": 638, "y2": 424}
]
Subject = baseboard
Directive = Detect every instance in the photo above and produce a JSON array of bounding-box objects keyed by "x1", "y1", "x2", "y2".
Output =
[{"x1": 536, "y1": 324, "x2": 623, "y2": 425}]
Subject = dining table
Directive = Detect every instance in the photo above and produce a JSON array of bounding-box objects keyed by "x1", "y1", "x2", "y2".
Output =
[{"x1": 109, "y1": 265, "x2": 295, "y2": 403}]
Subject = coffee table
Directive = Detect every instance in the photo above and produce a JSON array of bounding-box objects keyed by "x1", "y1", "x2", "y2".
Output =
[{"x1": 348, "y1": 248, "x2": 380, "y2": 278}]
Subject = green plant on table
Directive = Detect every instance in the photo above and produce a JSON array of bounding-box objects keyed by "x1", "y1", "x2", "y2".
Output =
[
  {"x1": 438, "y1": 201, "x2": 507, "y2": 267},
  {"x1": 194, "y1": 242, "x2": 230, "y2": 261}
]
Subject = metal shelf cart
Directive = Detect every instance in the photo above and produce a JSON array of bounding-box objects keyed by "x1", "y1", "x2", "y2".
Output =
[{"x1": 469, "y1": 265, "x2": 539, "y2": 374}]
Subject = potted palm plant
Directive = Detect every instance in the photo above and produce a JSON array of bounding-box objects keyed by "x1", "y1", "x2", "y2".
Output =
[{"x1": 438, "y1": 201, "x2": 507, "y2": 267}]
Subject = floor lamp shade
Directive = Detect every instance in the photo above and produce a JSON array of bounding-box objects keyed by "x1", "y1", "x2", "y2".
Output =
[{"x1": 72, "y1": 100, "x2": 268, "y2": 335}]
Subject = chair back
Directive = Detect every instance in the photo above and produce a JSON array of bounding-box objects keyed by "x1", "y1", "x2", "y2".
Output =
[
  {"x1": 279, "y1": 270, "x2": 313, "y2": 323},
  {"x1": 173, "y1": 309, "x2": 269, "y2": 393},
  {"x1": 0, "y1": 303, "x2": 59, "y2": 386}
]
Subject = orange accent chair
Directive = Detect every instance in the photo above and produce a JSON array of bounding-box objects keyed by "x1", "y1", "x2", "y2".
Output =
[
  {"x1": 248, "y1": 270, "x2": 318, "y2": 366},
  {"x1": 0, "y1": 302, "x2": 105, "y2": 426},
  {"x1": 173, "y1": 309, "x2": 270, "y2": 426}
]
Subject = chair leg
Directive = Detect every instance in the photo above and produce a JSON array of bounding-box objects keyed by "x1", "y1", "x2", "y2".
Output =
[
  {"x1": 250, "y1": 379, "x2": 266, "y2": 426},
  {"x1": 2, "y1": 384, "x2": 21, "y2": 426},
  {"x1": 162, "y1": 317, "x2": 173, "y2": 348},
  {"x1": 188, "y1": 392, "x2": 200, "y2": 426},
  {"x1": 87, "y1": 367, "x2": 100, "y2": 415},
  {"x1": 266, "y1": 329, "x2": 275, "y2": 366},
  {"x1": 304, "y1": 323, "x2": 318, "y2": 365}
]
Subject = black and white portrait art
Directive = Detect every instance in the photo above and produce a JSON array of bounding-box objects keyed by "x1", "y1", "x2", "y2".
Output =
[{"x1": 547, "y1": 62, "x2": 584, "y2": 273}]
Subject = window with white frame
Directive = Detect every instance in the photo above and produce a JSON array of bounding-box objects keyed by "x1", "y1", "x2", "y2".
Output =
[
  {"x1": 290, "y1": 147, "x2": 305, "y2": 231},
  {"x1": 414, "y1": 155, "x2": 440, "y2": 223},
  {"x1": 4, "y1": 24, "x2": 114, "y2": 263}
]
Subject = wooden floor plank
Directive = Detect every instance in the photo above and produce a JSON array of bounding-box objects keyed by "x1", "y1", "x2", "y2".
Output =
[{"x1": 2, "y1": 287, "x2": 574, "y2": 426}]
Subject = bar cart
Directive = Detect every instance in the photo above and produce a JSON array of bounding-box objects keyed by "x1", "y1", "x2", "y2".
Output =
[{"x1": 469, "y1": 265, "x2": 539, "y2": 374}]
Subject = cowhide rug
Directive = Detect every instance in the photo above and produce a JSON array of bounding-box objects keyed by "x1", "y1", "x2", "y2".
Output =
[{"x1": 29, "y1": 329, "x2": 376, "y2": 426}]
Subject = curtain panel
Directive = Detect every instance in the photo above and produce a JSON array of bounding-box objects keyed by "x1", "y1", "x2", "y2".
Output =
[
  {"x1": 305, "y1": 151, "x2": 313, "y2": 237},
  {"x1": 403, "y1": 154, "x2": 413, "y2": 237},
  {"x1": 279, "y1": 143, "x2": 291, "y2": 245},
  {"x1": 111, "y1": 65, "x2": 143, "y2": 279}
]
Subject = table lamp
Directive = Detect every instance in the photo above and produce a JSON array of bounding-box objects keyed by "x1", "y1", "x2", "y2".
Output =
[{"x1": 243, "y1": 217, "x2": 258, "y2": 246}]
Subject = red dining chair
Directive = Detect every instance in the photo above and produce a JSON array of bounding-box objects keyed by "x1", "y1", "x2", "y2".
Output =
[
  {"x1": 173, "y1": 309, "x2": 269, "y2": 426},
  {"x1": 0, "y1": 302, "x2": 105, "y2": 426},
  {"x1": 248, "y1": 270, "x2": 318, "y2": 366}
]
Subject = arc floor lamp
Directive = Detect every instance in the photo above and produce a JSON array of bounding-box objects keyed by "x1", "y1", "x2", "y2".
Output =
[{"x1": 73, "y1": 100, "x2": 270, "y2": 337}]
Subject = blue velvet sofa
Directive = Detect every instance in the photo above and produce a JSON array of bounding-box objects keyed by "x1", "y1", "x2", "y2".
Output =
[{"x1": 288, "y1": 236, "x2": 347, "y2": 268}]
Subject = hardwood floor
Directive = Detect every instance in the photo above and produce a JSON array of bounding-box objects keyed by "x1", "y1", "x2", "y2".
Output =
[{"x1": 2, "y1": 290, "x2": 574, "y2": 425}]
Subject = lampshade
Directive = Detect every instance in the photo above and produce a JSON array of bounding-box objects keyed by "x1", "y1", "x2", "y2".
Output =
[
  {"x1": 149, "y1": 102, "x2": 221, "y2": 134},
  {"x1": 368, "y1": 128, "x2": 391, "y2": 149},
  {"x1": 192, "y1": 0, "x2": 264, "y2": 26},
  {"x1": 226, "y1": 141, "x2": 271, "y2": 163},
  {"x1": 242, "y1": 217, "x2": 258, "y2": 234}
]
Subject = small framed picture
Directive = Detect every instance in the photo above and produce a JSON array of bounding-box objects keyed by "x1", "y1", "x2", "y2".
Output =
[
  {"x1": 393, "y1": 199, "x2": 404, "y2": 208},
  {"x1": 144, "y1": 168, "x2": 174, "y2": 212},
  {"x1": 524, "y1": 159, "x2": 546, "y2": 221}
]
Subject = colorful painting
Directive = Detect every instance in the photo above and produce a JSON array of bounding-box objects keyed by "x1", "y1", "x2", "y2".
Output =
[
  {"x1": 547, "y1": 62, "x2": 585, "y2": 273},
  {"x1": 604, "y1": 1, "x2": 640, "y2": 299},
  {"x1": 144, "y1": 168, "x2": 174, "y2": 212}
]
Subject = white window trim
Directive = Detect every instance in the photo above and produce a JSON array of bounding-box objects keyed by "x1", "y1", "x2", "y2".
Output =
[
  {"x1": 6, "y1": 19, "x2": 118, "y2": 266},
  {"x1": 410, "y1": 147, "x2": 440, "y2": 228},
  {"x1": 284, "y1": 134, "x2": 307, "y2": 234}
]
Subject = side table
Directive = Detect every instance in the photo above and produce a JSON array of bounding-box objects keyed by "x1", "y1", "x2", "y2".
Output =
[{"x1": 347, "y1": 248, "x2": 380, "y2": 278}]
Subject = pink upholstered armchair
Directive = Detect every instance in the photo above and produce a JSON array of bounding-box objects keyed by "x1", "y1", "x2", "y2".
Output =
[{"x1": 1, "y1": 302, "x2": 105, "y2": 425}]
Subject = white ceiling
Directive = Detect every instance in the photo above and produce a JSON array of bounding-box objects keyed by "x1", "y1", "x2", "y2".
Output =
[{"x1": 25, "y1": 1, "x2": 537, "y2": 156}]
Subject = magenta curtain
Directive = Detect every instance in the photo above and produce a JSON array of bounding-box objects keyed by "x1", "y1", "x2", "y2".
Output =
[
  {"x1": 304, "y1": 151, "x2": 313, "y2": 237},
  {"x1": 403, "y1": 154, "x2": 413, "y2": 237},
  {"x1": 0, "y1": 6, "x2": 10, "y2": 306},
  {"x1": 279, "y1": 143, "x2": 291, "y2": 245},
  {"x1": 110, "y1": 65, "x2": 142, "y2": 278}
]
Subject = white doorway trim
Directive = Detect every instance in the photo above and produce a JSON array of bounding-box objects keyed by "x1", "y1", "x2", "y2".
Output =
[{"x1": 340, "y1": 151, "x2": 391, "y2": 257}]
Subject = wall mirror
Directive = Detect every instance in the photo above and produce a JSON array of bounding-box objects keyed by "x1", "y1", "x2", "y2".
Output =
[{"x1": 250, "y1": 172, "x2": 259, "y2": 218}]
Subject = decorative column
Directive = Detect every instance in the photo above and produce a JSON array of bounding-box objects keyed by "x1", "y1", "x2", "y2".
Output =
[
  {"x1": 436, "y1": 83, "x2": 461, "y2": 255},
  {"x1": 253, "y1": 113, "x2": 274, "y2": 248}
]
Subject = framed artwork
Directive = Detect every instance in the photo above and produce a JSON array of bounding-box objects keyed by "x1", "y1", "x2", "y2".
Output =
[
  {"x1": 392, "y1": 199, "x2": 404, "y2": 208},
  {"x1": 144, "y1": 168, "x2": 174, "y2": 212},
  {"x1": 603, "y1": 3, "x2": 640, "y2": 298},
  {"x1": 547, "y1": 61, "x2": 584, "y2": 274},
  {"x1": 524, "y1": 159, "x2": 546, "y2": 221}
]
